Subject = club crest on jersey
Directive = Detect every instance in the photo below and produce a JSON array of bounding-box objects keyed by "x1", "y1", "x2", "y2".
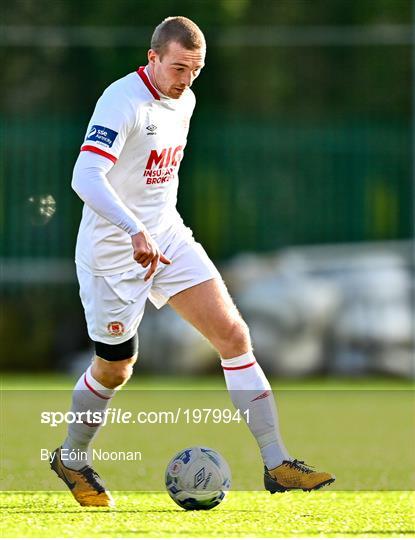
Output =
[
  {"x1": 86, "y1": 125, "x2": 118, "y2": 148},
  {"x1": 107, "y1": 321, "x2": 125, "y2": 336}
]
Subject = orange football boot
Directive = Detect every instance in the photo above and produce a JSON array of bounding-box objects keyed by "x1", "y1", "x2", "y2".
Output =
[
  {"x1": 50, "y1": 447, "x2": 114, "y2": 507},
  {"x1": 264, "y1": 459, "x2": 335, "y2": 492}
]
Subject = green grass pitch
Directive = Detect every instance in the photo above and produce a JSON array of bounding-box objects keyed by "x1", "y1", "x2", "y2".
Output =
[
  {"x1": 1, "y1": 375, "x2": 414, "y2": 537},
  {"x1": 1, "y1": 491, "x2": 414, "y2": 538}
]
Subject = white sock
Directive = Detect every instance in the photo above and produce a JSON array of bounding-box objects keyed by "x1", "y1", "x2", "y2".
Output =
[
  {"x1": 221, "y1": 351, "x2": 291, "y2": 470},
  {"x1": 62, "y1": 365, "x2": 116, "y2": 470}
]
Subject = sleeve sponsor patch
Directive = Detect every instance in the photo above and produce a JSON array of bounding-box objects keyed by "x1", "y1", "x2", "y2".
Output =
[{"x1": 86, "y1": 125, "x2": 118, "y2": 148}]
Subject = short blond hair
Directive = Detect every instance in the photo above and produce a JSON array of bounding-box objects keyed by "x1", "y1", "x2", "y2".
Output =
[{"x1": 151, "y1": 16, "x2": 206, "y2": 58}]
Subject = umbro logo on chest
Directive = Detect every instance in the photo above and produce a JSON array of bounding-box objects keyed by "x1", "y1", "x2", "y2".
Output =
[{"x1": 146, "y1": 124, "x2": 157, "y2": 135}]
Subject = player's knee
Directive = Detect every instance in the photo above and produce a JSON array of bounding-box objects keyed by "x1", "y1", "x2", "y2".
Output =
[
  {"x1": 218, "y1": 319, "x2": 251, "y2": 356},
  {"x1": 229, "y1": 319, "x2": 251, "y2": 350},
  {"x1": 92, "y1": 355, "x2": 137, "y2": 389},
  {"x1": 111, "y1": 358, "x2": 135, "y2": 388}
]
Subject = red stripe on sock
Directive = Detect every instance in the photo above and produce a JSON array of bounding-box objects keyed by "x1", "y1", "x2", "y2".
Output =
[
  {"x1": 222, "y1": 361, "x2": 256, "y2": 371},
  {"x1": 83, "y1": 373, "x2": 111, "y2": 400}
]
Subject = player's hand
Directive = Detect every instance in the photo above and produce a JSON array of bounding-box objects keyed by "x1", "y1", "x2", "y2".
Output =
[{"x1": 131, "y1": 230, "x2": 171, "y2": 281}]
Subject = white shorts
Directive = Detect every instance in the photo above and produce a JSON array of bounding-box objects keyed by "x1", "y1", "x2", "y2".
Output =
[{"x1": 76, "y1": 234, "x2": 221, "y2": 344}]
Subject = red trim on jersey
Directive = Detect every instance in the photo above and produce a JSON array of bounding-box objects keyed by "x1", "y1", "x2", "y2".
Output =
[
  {"x1": 81, "y1": 145, "x2": 117, "y2": 163},
  {"x1": 136, "y1": 66, "x2": 160, "y2": 100},
  {"x1": 221, "y1": 361, "x2": 257, "y2": 371},
  {"x1": 83, "y1": 373, "x2": 111, "y2": 400}
]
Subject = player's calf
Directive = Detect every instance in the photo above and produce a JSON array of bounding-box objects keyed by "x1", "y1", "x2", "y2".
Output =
[{"x1": 60, "y1": 338, "x2": 137, "y2": 473}]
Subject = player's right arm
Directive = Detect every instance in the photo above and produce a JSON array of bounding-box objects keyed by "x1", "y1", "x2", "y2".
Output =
[
  {"x1": 72, "y1": 86, "x2": 170, "y2": 280},
  {"x1": 72, "y1": 152, "x2": 170, "y2": 280},
  {"x1": 130, "y1": 228, "x2": 171, "y2": 281}
]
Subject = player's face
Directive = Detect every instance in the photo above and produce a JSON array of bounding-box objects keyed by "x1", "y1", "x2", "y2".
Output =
[{"x1": 148, "y1": 41, "x2": 205, "y2": 99}]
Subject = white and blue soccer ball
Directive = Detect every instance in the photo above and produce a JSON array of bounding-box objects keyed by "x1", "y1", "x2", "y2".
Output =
[{"x1": 165, "y1": 446, "x2": 231, "y2": 510}]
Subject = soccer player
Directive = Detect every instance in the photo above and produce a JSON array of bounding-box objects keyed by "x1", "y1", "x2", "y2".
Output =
[{"x1": 50, "y1": 16, "x2": 335, "y2": 506}]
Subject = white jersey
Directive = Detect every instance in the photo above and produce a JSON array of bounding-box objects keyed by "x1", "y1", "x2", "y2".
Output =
[{"x1": 74, "y1": 66, "x2": 196, "y2": 275}]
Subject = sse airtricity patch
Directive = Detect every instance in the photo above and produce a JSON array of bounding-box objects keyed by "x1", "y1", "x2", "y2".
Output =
[{"x1": 86, "y1": 125, "x2": 118, "y2": 148}]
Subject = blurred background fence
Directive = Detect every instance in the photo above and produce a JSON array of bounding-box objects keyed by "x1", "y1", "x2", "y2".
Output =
[
  {"x1": 2, "y1": 115, "x2": 410, "y2": 261},
  {"x1": 0, "y1": 0, "x2": 413, "y2": 376}
]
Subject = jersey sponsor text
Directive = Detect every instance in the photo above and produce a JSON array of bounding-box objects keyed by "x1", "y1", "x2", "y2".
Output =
[{"x1": 144, "y1": 146, "x2": 184, "y2": 185}]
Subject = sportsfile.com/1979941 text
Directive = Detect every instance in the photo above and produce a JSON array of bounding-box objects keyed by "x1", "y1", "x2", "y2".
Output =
[{"x1": 40, "y1": 407, "x2": 250, "y2": 427}]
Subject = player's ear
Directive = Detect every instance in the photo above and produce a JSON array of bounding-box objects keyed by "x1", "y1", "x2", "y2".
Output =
[{"x1": 147, "y1": 49, "x2": 158, "y2": 65}]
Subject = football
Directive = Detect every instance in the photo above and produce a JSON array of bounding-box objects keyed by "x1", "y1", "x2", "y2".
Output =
[{"x1": 165, "y1": 446, "x2": 231, "y2": 510}]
